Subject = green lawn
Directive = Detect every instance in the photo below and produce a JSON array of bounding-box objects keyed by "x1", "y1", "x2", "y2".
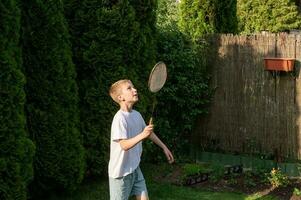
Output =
[
  {"x1": 46, "y1": 178, "x2": 278, "y2": 200},
  {"x1": 45, "y1": 164, "x2": 279, "y2": 200}
]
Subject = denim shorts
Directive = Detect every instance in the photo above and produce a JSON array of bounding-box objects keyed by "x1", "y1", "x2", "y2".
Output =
[{"x1": 109, "y1": 167, "x2": 148, "y2": 200}]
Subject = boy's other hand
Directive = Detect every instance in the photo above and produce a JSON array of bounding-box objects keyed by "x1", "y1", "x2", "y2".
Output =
[
  {"x1": 163, "y1": 147, "x2": 174, "y2": 164},
  {"x1": 142, "y1": 125, "x2": 153, "y2": 139}
]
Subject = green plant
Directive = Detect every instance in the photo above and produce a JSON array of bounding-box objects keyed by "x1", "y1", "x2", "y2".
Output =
[
  {"x1": 150, "y1": 11, "x2": 211, "y2": 162},
  {"x1": 293, "y1": 187, "x2": 301, "y2": 196},
  {"x1": 43, "y1": 163, "x2": 280, "y2": 200},
  {"x1": 226, "y1": 173, "x2": 240, "y2": 185},
  {"x1": 241, "y1": 171, "x2": 256, "y2": 187},
  {"x1": 267, "y1": 168, "x2": 289, "y2": 188},
  {"x1": 22, "y1": 0, "x2": 85, "y2": 194},
  {"x1": 157, "y1": 0, "x2": 180, "y2": 29},
  {"x1": 209, "y1": 164, "x2": 225, "y2": 183},
  {"x1": 245, "y1": 178, "x2": 257, "y2": 187},
  {"x1": 65, "y1": 0, "x2": 156, "y2": 176},
  {"x1": 182, "y1": 163, "x2": 209, "y2": 177},
  {"x1": 0, "y1": 1, "x2": 35, "y2": 199},
  {"x1": 44, "y1": 176, "x2": 267, "y2": 200},
  {"x1": 179, "y1": 0, "x2": 237, "y2": 41},
  {"x1": 237, "y1": 0, "x2": 301, "y2": 33},
  {"x1": 247, "y1": 168, "x2": 270, "y2": 185},
  {"x1": 180, "y1": 163, "x2": 211, "y2": 185}
]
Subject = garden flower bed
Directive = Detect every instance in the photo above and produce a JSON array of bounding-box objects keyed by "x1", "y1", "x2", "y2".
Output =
[{"x1": 151, "y1": 163, "x2": 301, "y2": 200}]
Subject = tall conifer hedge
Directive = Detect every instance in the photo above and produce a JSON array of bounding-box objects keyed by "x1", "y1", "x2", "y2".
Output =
[
  {"x1": 0, "y1": 1, "x2": 34, "y2": 199},
  {"x1": 21, "y1": 0, "x2": 84, "y2": 194},
  {"x1": 65, "y1": 0, "x2": 156, "y2": 176},
  {"x1": 215, "y1": 0, "x2": 237, "y2": 33},
  {"x1": 141, "y1": 0, "x2": 211, "y2": 162},
  {"x1": 179, "y1": 0, "x2": 237, "y2": 40},
  {"x1": 237, "y1": 0, "x2": 301, "y2": 33}
]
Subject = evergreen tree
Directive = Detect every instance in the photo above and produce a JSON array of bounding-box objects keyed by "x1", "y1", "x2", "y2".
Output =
[
  {"x1": 0, "y1": 1, "x2": 34, "y2": 199},
  {"x1": 179, "y1": 0, "x2": 215, "y2": 40},
  {"x1": 145, "y1": 0, "x2": 210, "y2": 162},
  {"x1": 21, "y1": 0, "x2": 85, "y2": 194},
  {"x1": 157, "y1": 0, "x2": 180, "y2": 29},
  {"x1": 65, "y1": 0, "x2": 156, "y2": 176},
  {"x1": 215, "y1": 0, "x2": 237, "y2": 33},
  {"x1": 179, "y1": 0, "x2": 237, "y2": 40},
  {"x1": 238, "y1": 0, "x2": 301, "y2": 33}
]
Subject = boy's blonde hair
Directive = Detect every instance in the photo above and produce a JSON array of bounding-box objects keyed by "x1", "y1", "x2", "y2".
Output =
[{"x1": 109, "y1": 79, "x2": 131, "y2": 103}]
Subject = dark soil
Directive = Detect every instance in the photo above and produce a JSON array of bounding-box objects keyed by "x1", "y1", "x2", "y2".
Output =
[{"x1": 153, "y1": 164, "x2": 301, "y2": 200}]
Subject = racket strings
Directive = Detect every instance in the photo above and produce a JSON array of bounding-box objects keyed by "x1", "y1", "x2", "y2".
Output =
[{"x1": 148, "y1": 61, "x2": 167, "y2": 124}]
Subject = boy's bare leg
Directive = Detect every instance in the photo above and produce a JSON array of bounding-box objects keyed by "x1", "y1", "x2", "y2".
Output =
[{"x1": 136, "y1": 195, "x2": 149, "y2": 200}]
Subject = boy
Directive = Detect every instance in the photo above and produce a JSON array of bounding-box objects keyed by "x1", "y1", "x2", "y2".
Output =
[{"x1": 109, "y1": 79, "x2": 174, "y2": 200}]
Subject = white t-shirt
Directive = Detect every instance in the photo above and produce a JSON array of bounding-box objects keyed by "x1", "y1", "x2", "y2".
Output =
[{"x1": 108, "y1": 109, "x2": 146, "y2": 178}]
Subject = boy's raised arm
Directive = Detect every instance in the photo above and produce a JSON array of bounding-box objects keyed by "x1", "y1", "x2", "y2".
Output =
[{"x1": 118, "y1": 124, "x2": 153, "y2": 151}]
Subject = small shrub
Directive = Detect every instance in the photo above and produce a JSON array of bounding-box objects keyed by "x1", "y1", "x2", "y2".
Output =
[
  {"x1": 182, "y1": 163, "x2": 208, "y2": 177},
  {"x1": 209, "y1": 164, "x2": 225, "y2": 183},
  {"x1": 181, "y1": 163, "x2": 211, "y2": 185},
  {"x1": 293, "y1": 187, "x2": 301, "y2": 196},
  {"x1": 243, "y1": 171, "x2": 257, "y2": 187},
  {"x1": 226, "y1": 173, "x2": 240, "y2": 185},
  {"x1": 267, "y1": 168, "x2": 289, "y2": 188}
]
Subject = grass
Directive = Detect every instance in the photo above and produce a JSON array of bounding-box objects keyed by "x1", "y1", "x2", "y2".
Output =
[
  {"x1": 46, "y1": 178, "x2": 110, "y2": 200},
  {"x1": 149, "y1": 182, "x2": 246, "y2": 200},
  {"x1": 45, "y1": 179, "x2": 278, "y2": 200},
  {"x1": 44, "y1": 163, "x2": 279, "y2": 200}
]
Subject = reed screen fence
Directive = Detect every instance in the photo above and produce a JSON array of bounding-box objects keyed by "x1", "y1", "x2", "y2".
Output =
[{"x1": 194, "y1": 33, "x2": 301, "y2": 161}]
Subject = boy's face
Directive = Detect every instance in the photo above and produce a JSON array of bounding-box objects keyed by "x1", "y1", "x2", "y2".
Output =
[{"x1": 118, "y1": 81, "x2": 138, "y2": 103}]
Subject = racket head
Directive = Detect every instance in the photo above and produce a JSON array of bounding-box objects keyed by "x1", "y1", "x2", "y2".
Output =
[{"x1": 148, "y1": 62, "x2": 167, "y2": 93}]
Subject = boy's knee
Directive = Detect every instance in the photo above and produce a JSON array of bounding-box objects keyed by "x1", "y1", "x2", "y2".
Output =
[{"x1": 135, "y1": 195, "x2": 149, "y2": 200}]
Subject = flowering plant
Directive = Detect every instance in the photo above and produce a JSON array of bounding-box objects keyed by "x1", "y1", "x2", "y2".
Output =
[{"x1": 268, "y1": 168, "x2": 289, "y2": 188}]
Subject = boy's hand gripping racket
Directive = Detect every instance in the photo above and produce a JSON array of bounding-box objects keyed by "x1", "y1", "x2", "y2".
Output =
[{"x1": 148, "y1": 61, "x2": 167, "y2": 125}]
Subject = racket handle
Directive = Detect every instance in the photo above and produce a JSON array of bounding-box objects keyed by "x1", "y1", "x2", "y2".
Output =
[{"x1": 149, "y1": 117, "x2": 153, "y2": 125}]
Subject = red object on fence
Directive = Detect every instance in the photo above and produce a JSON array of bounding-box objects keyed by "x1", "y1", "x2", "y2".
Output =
[{"x1": 264, "y1": 58, "x2": 295, "y2": 72}]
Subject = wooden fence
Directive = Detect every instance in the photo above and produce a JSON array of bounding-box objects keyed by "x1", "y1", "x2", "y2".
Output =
[{"x1": 193, "y1": 33, "x2": 301, "y2": 161}]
